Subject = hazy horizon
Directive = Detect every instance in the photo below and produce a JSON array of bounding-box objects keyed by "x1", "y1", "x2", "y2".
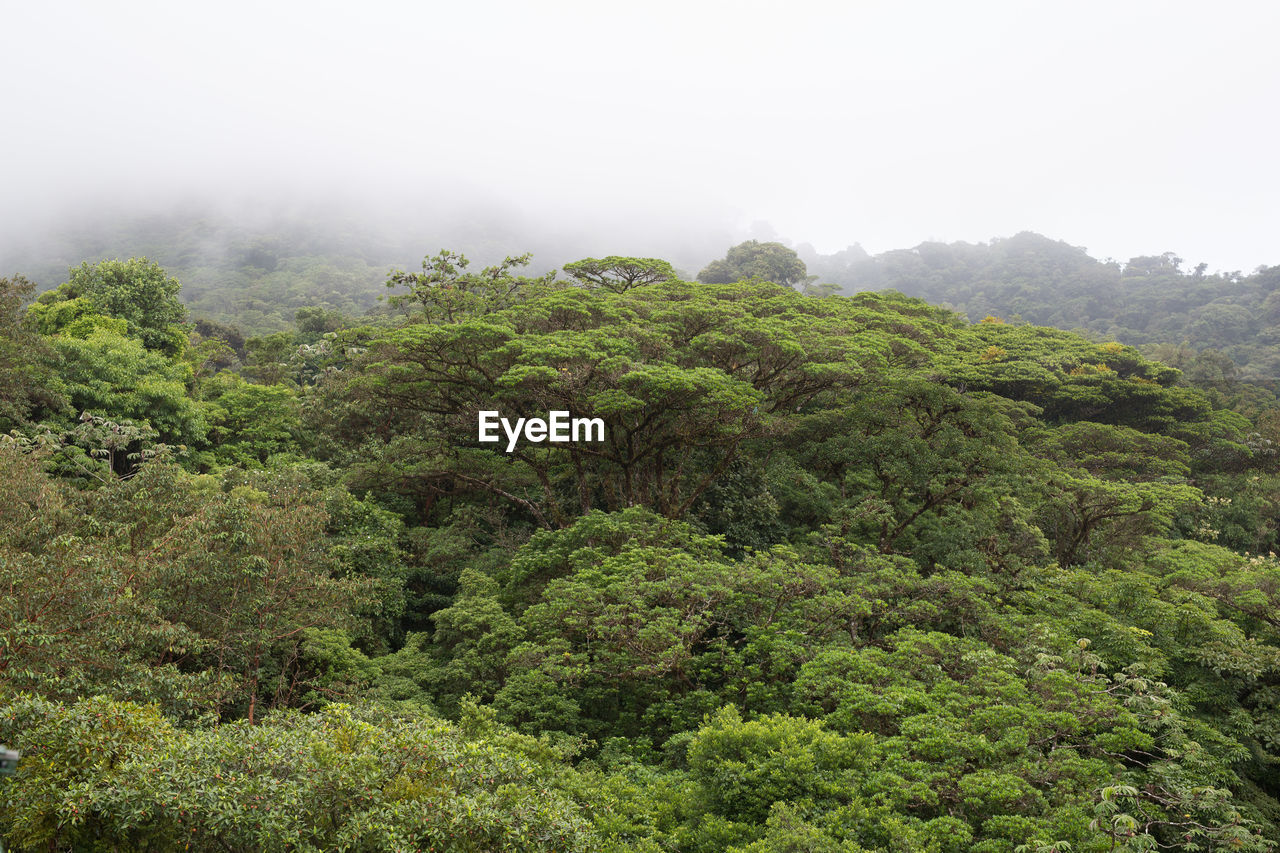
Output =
[{"x1": 4, "y1": 1, "x2": 1278, "y2": 275}]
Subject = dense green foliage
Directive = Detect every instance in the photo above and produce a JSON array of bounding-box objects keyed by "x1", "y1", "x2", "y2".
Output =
[
  {"x1": 5, "y1": 243, "x2": 1280, "y2": 850},
  {"x1": 12, "y1": 215, "x2": 1280, "y2": 392},
  {"x1": 803, "y1": 232, "x2": 1280, "y2": 385},
  {"x1": 697, "y1": 241, "x2": 811, "y2": 288}
]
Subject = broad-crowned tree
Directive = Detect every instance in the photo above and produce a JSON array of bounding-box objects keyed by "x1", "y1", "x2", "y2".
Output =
[
  {"x1": 697, "y1": 240, "x2": 810, "y2": 288},
  {"x1": 32, "y1": 258, "x2": 187, "y2": 355}
]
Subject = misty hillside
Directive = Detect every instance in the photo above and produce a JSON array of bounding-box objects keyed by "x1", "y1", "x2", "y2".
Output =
[
  {"x1": 8, "y1": 215, "x2": 1280, "y2": 386},
  {"x1": 2, "y1": 205, "x2": 543, "y2": 333},
  {"x1": 804, "y1": 233, "x2": 1280, "y2": 386},
  {"x1": 0, "y1": 205, "x2": 728, "y2": 333}
]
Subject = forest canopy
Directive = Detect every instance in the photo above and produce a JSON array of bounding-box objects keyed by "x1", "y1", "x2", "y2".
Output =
[{"x1": 4, "y1": 243, "x2": 1280, "y2": 851}]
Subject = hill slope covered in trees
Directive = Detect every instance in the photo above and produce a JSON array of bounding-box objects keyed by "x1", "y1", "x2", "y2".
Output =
[{"x1": 803, "y1": 232, "x2": 1280, "y2": 386}]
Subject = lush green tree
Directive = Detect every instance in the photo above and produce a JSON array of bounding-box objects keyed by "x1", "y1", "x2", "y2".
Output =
[
  {"x1": 202, "y1": 372, "x2": 305, "y2": 466},
  {"x1": 0, "y1": 448, "x2": 222, "y2": 713},
  {"x1": 698, "y1": 241, "x2": 810, "y2": 287},
  {"x1": 32, "y1": 258, "x2": 187, "y2": 354},
  {"x1": 792, "y1": 379, "x2": 1048, "y2": 573},
  {"x1": 689, "y1": 457, "x2": 787, "y2": 556},
  {"x1": 49, "y1": 326, "x2": 207, "y2": 449},
  {"x1": 294, "y1": 304, "x2": 346, "y2": 335},
  {"x1": 241, "y1": 330, "x2": 296, "y2": 385},
  {"x1": 121, "y1": 465, "x2": 376, "y2": 721},
  {"x1": 561, "y1": 256, "x2": 678, "y2": 292},
  {"x1": 192, "y1": 318, "x2": 246, "y2": 357},
  {"x1": 373, "y1": 568, "x2": 526, "y2": 713},
  {"x1": 484, "y1": 511, "x2": 955, "y2": 743},
  {"x1": 344, "y1": 276, "x2": 892, "y2": 528},
  {"x1": 1035, "y1": 465, "x2": 1201, "y2": 567},
  {"x1": 0, "y1": 275, "x2": 64, "y2": 430},
  {"x1": 0, "y1": 698, "x2": 598, "y2": 852},
  {"x1": 320, "y1": 485, "x2": 415, "y2": 652},
  {"x1": 688, "y1": 706, "x2": 875, "y2": 824},
  {"x1": 1, "y1": 451, "x2": 377, "y2": 721},
  {"x1": 385, "y1": 250, "x2": 555, "y2": 323}
]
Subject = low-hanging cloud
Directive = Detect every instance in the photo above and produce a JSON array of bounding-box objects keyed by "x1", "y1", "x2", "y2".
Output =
[{"x1": 3, "y1": 0, "x2": 1278, "y2": 274}]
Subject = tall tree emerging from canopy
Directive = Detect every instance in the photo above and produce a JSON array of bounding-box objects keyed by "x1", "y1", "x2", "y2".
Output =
[
  {"x1": 697, "y1": 240, "x2": 811, "y2": 287},
  {"x1": 560, "y1": 256, "x2": 677, "y2": 292},
  {"x1": 31, "y1": 258, "x2": 187, "y2": 354}
]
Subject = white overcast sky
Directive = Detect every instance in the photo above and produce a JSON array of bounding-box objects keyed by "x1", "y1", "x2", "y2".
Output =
[{"x1": 3, "y1": 1, "x2": 1278, "y2": 271}]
